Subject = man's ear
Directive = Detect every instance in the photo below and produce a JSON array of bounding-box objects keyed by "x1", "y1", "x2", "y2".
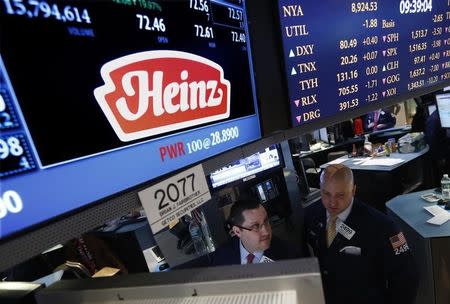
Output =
[
  {"x1": 352, "y1": 184, "x2": 357, "y2": 197},
  {"x1": 232, "y1": 226, "x2": 241, "y2": 238}
]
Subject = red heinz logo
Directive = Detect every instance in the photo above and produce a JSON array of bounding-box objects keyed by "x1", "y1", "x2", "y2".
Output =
[{"x1": 94, "y1": 51, "x2": 231, "y2": 142}]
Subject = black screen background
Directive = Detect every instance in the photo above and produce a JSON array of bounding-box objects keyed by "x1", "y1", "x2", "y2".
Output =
[{"x1": 0, "y1": 0, "x2": 255, "y2": 165}]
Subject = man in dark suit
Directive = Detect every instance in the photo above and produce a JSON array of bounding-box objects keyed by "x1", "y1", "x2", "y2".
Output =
[
  {"x1": 364, "y1": 108, "x2": 396, "y2": 132},
  {"x1": 304, "y1": 164, "x2": 418, "y2": 304},
  {"x1": 211, "y1": 198, "x2": 299, "y2": 266}
]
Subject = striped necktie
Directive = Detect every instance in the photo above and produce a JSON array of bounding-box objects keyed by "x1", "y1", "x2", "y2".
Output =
[
  {"x1": 327, "y1": 215, "x2": 338, "y2": 247},
  {"x1": 246, "y1": 253, "x2": 255, "y2": 264}
]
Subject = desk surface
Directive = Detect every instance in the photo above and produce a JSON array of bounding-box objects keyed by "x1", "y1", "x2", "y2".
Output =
[
  {"x1": 320, "y1": 146, "x2": 428, "y2": 171},
  {"x1": 386, "y1": 189, "x2": 450, "y2": 239}
]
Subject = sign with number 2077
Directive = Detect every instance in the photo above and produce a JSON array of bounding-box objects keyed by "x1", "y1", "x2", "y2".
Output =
[{"x1": 138, "y1": 164, "x2": 211, "y2": 234}]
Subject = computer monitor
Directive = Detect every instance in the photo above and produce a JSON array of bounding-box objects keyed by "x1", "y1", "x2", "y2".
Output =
[
  {"x1": 436, "y1": 93, "x2": 450, "y2": 128},
  {"x1": 209, "y1": 145, "x2": 284, "y2": 189},
  {"x1": 35, "y1": 258, "x2": 325, "y2": 304},
  {"x1": 428, "y1": 105, "x2": 437, "y2": 116},
  {"x1": 0, "y1": 0, "x2": 260, "y2": 269}
]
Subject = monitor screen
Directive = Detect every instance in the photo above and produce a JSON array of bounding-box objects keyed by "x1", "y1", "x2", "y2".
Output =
[
  {"x1": 436, "y1": 93, "x2": 450, "y2": 128},
  {"x1": 0, "y1": 0, "x2": 260, "y2": 240},
  {"x1": 277, "y1": 0, "x2": 450, "y2": 127},
  {"x1": 209, "y1": 145, "x2": 282, "y2": 189},
  {"x1": 428, "y1": 104, "x2": 437, "y2": 115}
]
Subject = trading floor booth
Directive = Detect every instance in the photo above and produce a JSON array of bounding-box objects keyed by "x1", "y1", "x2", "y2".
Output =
[
  {"x1": 387, "y1": 190, "x2": 450, "y2": 304},
  {"x1": 1, "y1": 0, "x2": 450, "y2": 303}
]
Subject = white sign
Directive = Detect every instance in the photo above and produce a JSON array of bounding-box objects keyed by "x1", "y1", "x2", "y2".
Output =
[
  {"x1": 260, "y1": 255, "x2": 274, "y2": 263},
  {"x1": 138, "y1": 164, "x2": 211, "y2": 234},
  {"x1": 336, "y1": 221, "x2": 356, "y2": 240}
]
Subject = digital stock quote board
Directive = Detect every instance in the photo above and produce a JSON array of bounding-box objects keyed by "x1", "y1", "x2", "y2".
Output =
[
  {"x1": 0, "y1": 0, "x2": 260, "y2": 240},
  {"x1": 278, "y1": 0, "x2": 450, "y2": 127}
]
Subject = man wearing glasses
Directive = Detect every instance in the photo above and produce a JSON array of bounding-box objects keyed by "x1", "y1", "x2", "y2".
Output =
[{"x1": 211, "y1": 198, "x2": 300, "y2": 266}]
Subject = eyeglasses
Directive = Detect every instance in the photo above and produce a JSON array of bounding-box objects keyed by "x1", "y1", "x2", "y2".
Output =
[{"x1": 235, "y1": 218, "x2": 271, "y2": 233}]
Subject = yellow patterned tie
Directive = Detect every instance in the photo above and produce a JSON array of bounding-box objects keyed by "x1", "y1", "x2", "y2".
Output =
[{"x1": 327, "y1": 215, "x2": 338, "y2": 247}]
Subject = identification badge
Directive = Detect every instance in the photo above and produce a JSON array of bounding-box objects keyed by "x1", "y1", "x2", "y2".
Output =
[
  {"x1": 336, "y1": 221, "x2": 356, "y2": 240},
  {"x1": 260, "y1": 255, "x2": 274, "y2": 263}
]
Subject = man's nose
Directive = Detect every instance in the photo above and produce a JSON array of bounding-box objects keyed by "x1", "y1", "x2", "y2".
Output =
[
  {"x1": 329, "y1": 198, "x2": 338, "y2": 206},
  {"x1": 260, "y1": 223, "x2": 271, "y2": 234}
]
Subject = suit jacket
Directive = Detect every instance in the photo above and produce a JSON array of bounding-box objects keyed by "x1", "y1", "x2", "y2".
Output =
[
  {"x1": 364, "y1": 110, "x2": 396, "y2": 132},
  {"x1": 304, "y1": 200, "x2": 418, "y2": 304},
  {"x1": 210, "y1": 236, "x2": 300, "y2": 267}
]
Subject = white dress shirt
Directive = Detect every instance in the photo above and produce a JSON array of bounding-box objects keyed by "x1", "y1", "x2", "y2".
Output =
[{"x1": 239, "y1": 240, "x2": 264, "y2": 264}]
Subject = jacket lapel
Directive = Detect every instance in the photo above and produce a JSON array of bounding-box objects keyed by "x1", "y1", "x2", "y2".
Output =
[
  {"x1": 314, "y1": 205, "x2": 328, "y2": 254},
  {"x1": 231, "y1": 237, "x2": 242, "y2": 264}
]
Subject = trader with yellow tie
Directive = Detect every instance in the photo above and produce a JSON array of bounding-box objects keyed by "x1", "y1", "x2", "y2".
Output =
[{"x1": 304, "y1": 164, "x2": 418, "y2": 304}]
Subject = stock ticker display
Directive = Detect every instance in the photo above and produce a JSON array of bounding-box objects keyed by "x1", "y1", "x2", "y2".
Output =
[
  {"x1": 0, "y1": 0, "x2": 260, "y2": 239},
  {"x1": 278, "y1": 0, "x2": 450, "y2": 127}
]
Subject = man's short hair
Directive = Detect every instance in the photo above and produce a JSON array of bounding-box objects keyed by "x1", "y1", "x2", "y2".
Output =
[
  {"x1": 228, "y1": 197, "x2": 262, "y2": 226},
  {"x1": 320, "y1": 164, "x2": 354, "y2": 186}
]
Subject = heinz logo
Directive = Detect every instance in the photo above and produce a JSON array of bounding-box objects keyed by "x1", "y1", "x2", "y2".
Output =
[{"x1": 94, "y1": 51, "x2": 231, "y2": 141}]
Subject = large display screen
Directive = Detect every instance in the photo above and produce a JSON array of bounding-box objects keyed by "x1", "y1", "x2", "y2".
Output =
[
  {"x1": 278, "y1": 0, "x2": 450, "y2": 127},
  {"x1": 436, "y1": 93, "x2": 450, "y2": 128},
  {"x1": 0, "y1": 0, "x2": 260, "y2": 240}
]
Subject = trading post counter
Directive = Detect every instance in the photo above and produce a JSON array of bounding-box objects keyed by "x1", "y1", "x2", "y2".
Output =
[{"x1": 386, "y1": 190, "x2": 450, "y2": 304}]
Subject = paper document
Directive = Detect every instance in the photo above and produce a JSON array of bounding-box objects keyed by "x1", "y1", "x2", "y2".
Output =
[
  {"x1": 424, "y1": 205, "x2": 447, "y2": 217},
  {"x1": 328, "y1": 157, "x2": 348, "y2": 165},
  {"x1": 359, "y1": 158, "x2": 405, "y2": 166},
  {"x1": 427, "y1": 215, "x2": 449, "y2": 226},
  {"x1": 424, "y1": 205, "x2": 450, "y2": 226}
]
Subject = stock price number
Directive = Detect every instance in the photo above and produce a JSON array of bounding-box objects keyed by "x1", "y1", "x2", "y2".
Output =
[
  {"x1": 339, "y1": 38, "x2": 358, "y2": 49},
  {"x1": 0, "y1": 135, "x2": 35, "y2": 178},
  {"x1": 399, "y1": 0, "x2": 432, "y2": 14},
  {"x1": 210, "y1": 127, "x2": 239, "y2": 146},
  {"x1": 432, "y1": 14, "x2": 443, "y2": 22},
  {"x1": 341, "y1": 54, "x2": 358, "y2": 65},
  {"x1": 366, "y1": 79, "x2": 378, "y2": 88},
  {"x1": 432, "y1": 27, "x2": 442, "y2": 36},
  {"x1": 228, "y1": 7, "x2": 243, "y2": 21},
  {"x1": 428, "y1": 76, "x2": 439, "y2": 84},
  {"x1": 338, "y1": 84, "x2": 359, "y2": 96},
  {"x1": 194, "y1": 24, "x2": 214, "y2": 39},
  {"x1": 362, "y1": 35, "x2": 378, "y2": 46},
  {"x1": 0, "y1": 190, "x2": 23, "y2": 220},
  {"x1": 432, "y1": 39, "x2": 441, "y2": 48},
  {"x1": 136, "y1": 14, "x2": 166, "y2": 32},
  {"x1": 231, "y1": 31, "x2": 246, "y2": 43},
  {"x1": 339, "y1": 99, "x2": 359, "y2": 111},
  {"x1": 429, "y1": 52, "x2": 440, "y2": 61},
  {"x1": 363, "y1": 50, "x2": 378, "y2": 61},
  {"x1": 429, "y1": 64, "x2": 439, "y2": 72},
  {"x1": 1, "y1": 0, "x2": 91, "y2": 23},
  {"x1": 366, "y1": 92, "x2": 378, "y2": 102},
  {"x1": 410, "y1": 67, "x2": 425, "y2": 78},
  {"x1": 351, "y1": 2, "x2": 378, "y2": 13},
  {"x1": 363, "y1": 18, "x2": 377, "y2": 28},
  {"x1": 409, "y1": 42, "x2": 427, "y2": 53},
  {"x1": 366, "y1": 65, "x2": 378, "y2": 75},
  {"x1": 189, "y1": 0, "x2": 208, "y2": 12},
  {"x1": 337, "y1": 70, "x2": 358, "y2": 82},
  {"x1": 411, "y1": 29, "x2": 428, "y2": 39}
]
